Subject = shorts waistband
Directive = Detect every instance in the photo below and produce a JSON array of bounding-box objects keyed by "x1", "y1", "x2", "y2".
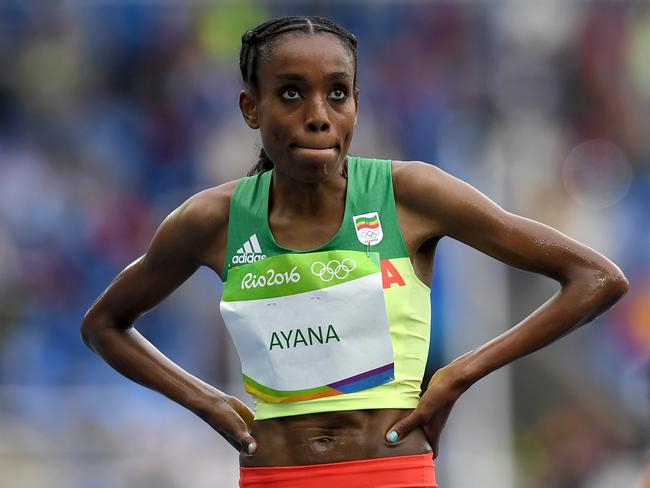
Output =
[{"x1": 239, "y1": 452, "x2": 437, "y2": 488}]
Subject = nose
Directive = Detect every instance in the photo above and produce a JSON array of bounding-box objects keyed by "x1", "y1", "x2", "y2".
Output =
[{"x1": 305, "y1": 97, "x2": 330, "y2": 133}]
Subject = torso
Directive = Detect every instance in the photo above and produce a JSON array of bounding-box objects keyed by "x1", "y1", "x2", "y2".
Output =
[
  {"x1": 202, "y1": 160, "x2": 440, "y2": 466},
  {"x1": 242, "y1": 409, "x2": 432, "y2": 466}
]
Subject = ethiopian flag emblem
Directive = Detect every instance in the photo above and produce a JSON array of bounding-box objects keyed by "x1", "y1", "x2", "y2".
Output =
[{"x1": 353, "y1": 211, "x2": 383, "y2": 246}]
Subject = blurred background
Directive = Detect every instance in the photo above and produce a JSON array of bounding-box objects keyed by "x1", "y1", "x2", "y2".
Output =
[{"x1": 0, "y1": 1, "x2": 649, "y2": 487}]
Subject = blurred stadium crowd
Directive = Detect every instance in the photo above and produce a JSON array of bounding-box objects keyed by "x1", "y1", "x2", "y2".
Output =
[{"x1": 0, "y1": 2, "x2": 649, "y2": 487}]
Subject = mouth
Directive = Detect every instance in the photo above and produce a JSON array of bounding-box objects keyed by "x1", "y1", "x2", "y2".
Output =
[{"x1": 291, "y1": 143, "x2": 339, "y2": 151}]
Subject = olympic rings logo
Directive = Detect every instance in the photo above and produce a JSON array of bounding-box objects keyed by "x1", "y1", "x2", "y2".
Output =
[
  {"x1": 359, "y1": 229, "x2": 380, "y2": 240},
  {"x1": 310, "y1": 258, "x2": 357, "y2": 281}
]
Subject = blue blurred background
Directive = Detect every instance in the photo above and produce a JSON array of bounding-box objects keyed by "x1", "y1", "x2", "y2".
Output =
[{"x1": 0, "y1": 2, "x2": 649, "y2": 487}]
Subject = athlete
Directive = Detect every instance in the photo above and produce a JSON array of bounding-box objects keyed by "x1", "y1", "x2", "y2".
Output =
[{"x1": 80, "y1": 16, "x2": 629, "y2": 487}]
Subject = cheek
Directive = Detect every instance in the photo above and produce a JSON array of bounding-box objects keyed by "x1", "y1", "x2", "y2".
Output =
[
  {"x1": 266, "y1": 120, "x2": 290, "y2": 145},
  {"x1": 336, "y1": 105, "x2": 357, "y2": 136},
  {"x1": 259, "y1": 117, "x2": 292, "y2": 157},
  {"x1": 258, "y1": 108, "x2": 282, "y2": 138}
]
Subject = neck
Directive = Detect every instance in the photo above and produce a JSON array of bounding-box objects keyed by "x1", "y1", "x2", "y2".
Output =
[{"x1": 270, "y1": 160, "x2": 348, "y2": 218}]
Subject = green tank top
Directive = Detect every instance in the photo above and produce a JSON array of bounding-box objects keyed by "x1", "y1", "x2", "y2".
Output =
[{"x1": 220, "y1": 156, "x2": 431, "y2": 420}]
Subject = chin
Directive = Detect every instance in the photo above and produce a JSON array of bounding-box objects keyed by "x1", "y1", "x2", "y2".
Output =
[
  {"x1": 294, "y1": 164, "x2": 332, "y2": 183},
  {"x1": 290, "y1": 150, "x2": 342, "y2": 180}
]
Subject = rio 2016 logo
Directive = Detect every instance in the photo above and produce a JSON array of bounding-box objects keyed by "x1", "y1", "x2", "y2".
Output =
[
  {"x1": 310, "y1": 259, "x2": 356, "y2": 282},
  {"x1": 241, "y1": 266, "x2": 300, "y2": 289}
]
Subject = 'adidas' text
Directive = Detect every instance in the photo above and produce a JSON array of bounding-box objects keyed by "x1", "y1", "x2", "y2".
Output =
[{"x1": 232, "y1": 234, "x2": 267, "y2": 264}]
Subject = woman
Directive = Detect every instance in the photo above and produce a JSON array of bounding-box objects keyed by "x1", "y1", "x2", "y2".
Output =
[{"x1": 81, "y1": 16, "x2": 629, "y2": 488}]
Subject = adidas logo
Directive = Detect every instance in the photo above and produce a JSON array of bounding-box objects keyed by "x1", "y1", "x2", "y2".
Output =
[{"x1": 232, "y1": 234, "x2": 267, "y2": 264}]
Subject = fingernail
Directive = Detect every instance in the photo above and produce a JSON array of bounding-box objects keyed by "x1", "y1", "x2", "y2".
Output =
[
  {"x1": 387, "y1": 431, "x2": 399, "y2": 443},
  {"x1": 246, "y1": 442, "x2": 255, "y2": 455}
]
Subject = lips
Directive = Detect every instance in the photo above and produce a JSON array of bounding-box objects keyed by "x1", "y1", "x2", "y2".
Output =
[{"x1": 291, "y1": 143, "x2": 339, "y2": 151}]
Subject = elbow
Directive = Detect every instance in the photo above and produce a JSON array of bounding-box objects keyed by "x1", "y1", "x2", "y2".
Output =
[
  {"x1": 80, "y1": 308, "x2": 132, "y2": 351},
  {"x1": 566, "y1": 264, "x2": 629, "y2": 306},
  {"x1": 80, "y1": 308, "x2": 107, "y2": 351},
  {"x1": 568, "y1": 268, "x2": 629, "y2": 324},
  {"x1": 80, "y1": 312, "x2": 96, "y2": 350},
  {"x1": 592, "y1": 267, "x2": 629, "y2": 306},
  {"x1": 605, "y1": 271, "x2": 629, "y2": 299}
]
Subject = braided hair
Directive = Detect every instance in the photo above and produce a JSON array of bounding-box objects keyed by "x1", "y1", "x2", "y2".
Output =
[{"x1": 239, "y1": 16, "x2": 358, "y2": 176}]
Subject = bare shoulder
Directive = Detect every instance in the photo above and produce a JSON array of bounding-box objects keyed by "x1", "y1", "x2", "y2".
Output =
[
  {"x1": 391, "y1": 158, "x2": 535, "y2": 253},
  {"x1": 392, "y1": 159, "x2": 461, "y2": 208},
  {"x1": 391, "y1": 159, "x2": 482, "y2": 238},
  {"x1": 176, "y1": 179, "x2": 239, "y2": 237},
  {"x1": 391, "y1": 159, "x2": 439, "y2": 179},
  {"x1": 143, "y1": 179, "x2": 240, "y2": 269}
]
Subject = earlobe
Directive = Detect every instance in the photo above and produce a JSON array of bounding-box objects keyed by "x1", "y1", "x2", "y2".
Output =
[{"x1": 239, "y1": 90, "x2": 259, "y2": 129}]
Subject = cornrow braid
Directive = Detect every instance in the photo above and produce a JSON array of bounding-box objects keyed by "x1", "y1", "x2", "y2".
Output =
[{"x1": 239, "y1": 16, "x2": 358, "y2": 176}]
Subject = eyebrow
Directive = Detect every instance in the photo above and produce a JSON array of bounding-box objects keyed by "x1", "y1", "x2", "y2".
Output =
[{"x1": 275, "y1": 72, "x2": 352, "y2": 82}]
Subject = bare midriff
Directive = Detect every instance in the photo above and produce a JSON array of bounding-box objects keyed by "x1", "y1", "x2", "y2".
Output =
[{"x1": 239, "y1": 408, "x2": 432, "y2": 467}]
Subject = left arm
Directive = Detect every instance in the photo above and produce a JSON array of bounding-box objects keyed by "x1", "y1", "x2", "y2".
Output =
[{"x1": 386, "y1": 161, "x2": 629, "y2": 454}]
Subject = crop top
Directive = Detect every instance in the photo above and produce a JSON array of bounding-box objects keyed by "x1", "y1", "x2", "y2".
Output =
[{"x1": 219, "y1": 156, "x2": 431, "y2": 420}]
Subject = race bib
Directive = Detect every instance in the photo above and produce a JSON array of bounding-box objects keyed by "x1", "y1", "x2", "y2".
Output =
[{"x1": 220, "y1": 250, "x2": 395, "y2": 403}]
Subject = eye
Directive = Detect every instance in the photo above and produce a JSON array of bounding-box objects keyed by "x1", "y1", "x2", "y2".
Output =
[
  {"x1": 329, "y1": 87, "x2": 348, "y2": 101},
  {"x1": 281, "y1": 88, "x2": 301, "y2": 100}
]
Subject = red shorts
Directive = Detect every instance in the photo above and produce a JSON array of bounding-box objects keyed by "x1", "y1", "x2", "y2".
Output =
[{"x1": 239, "y1": 453, "x2": 437, "y2": 488}]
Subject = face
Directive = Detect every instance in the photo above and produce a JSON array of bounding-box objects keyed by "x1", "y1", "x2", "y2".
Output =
[{"x1": 239, "y1": 32, "x2": 358, "y2": 183}]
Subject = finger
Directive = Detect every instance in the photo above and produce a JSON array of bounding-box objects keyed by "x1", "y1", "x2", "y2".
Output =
[
  {"x1": 229, "y1": 413, "x2": 257, "y2": 455},
  {"x1": 385, "y1": 411, "x2": 423, "y2": 444},
  {"x1": 214, "y1": 398, "x2": 258, "y2": 454},
  {"x1": 240, "y1": 431, "x2": 258, "y2": 456},
  {"x1": 221, "y1": 418, "x2": 258, "y2": 454}
]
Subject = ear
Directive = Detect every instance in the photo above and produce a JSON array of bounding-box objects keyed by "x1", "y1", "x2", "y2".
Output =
[{"x1": 239, "y1": 89, "x2": 259, "y2": 129}]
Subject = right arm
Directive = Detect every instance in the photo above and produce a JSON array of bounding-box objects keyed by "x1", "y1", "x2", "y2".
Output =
[{"x1": 80, "y1": 182, "x2": 257, "y2": 455}]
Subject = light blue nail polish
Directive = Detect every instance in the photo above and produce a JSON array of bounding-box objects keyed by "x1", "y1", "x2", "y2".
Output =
[
  {"x1": 247, "y1": 442, "x2": 255, "y2": 455},
  {"x1": 387, "y1": 431, "x2": 399, "y2": 443}
]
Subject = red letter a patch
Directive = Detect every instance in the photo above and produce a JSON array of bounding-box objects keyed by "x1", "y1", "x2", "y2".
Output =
[{"x1": 381, "y1": 260, "x2": 405, "y2": 289}]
